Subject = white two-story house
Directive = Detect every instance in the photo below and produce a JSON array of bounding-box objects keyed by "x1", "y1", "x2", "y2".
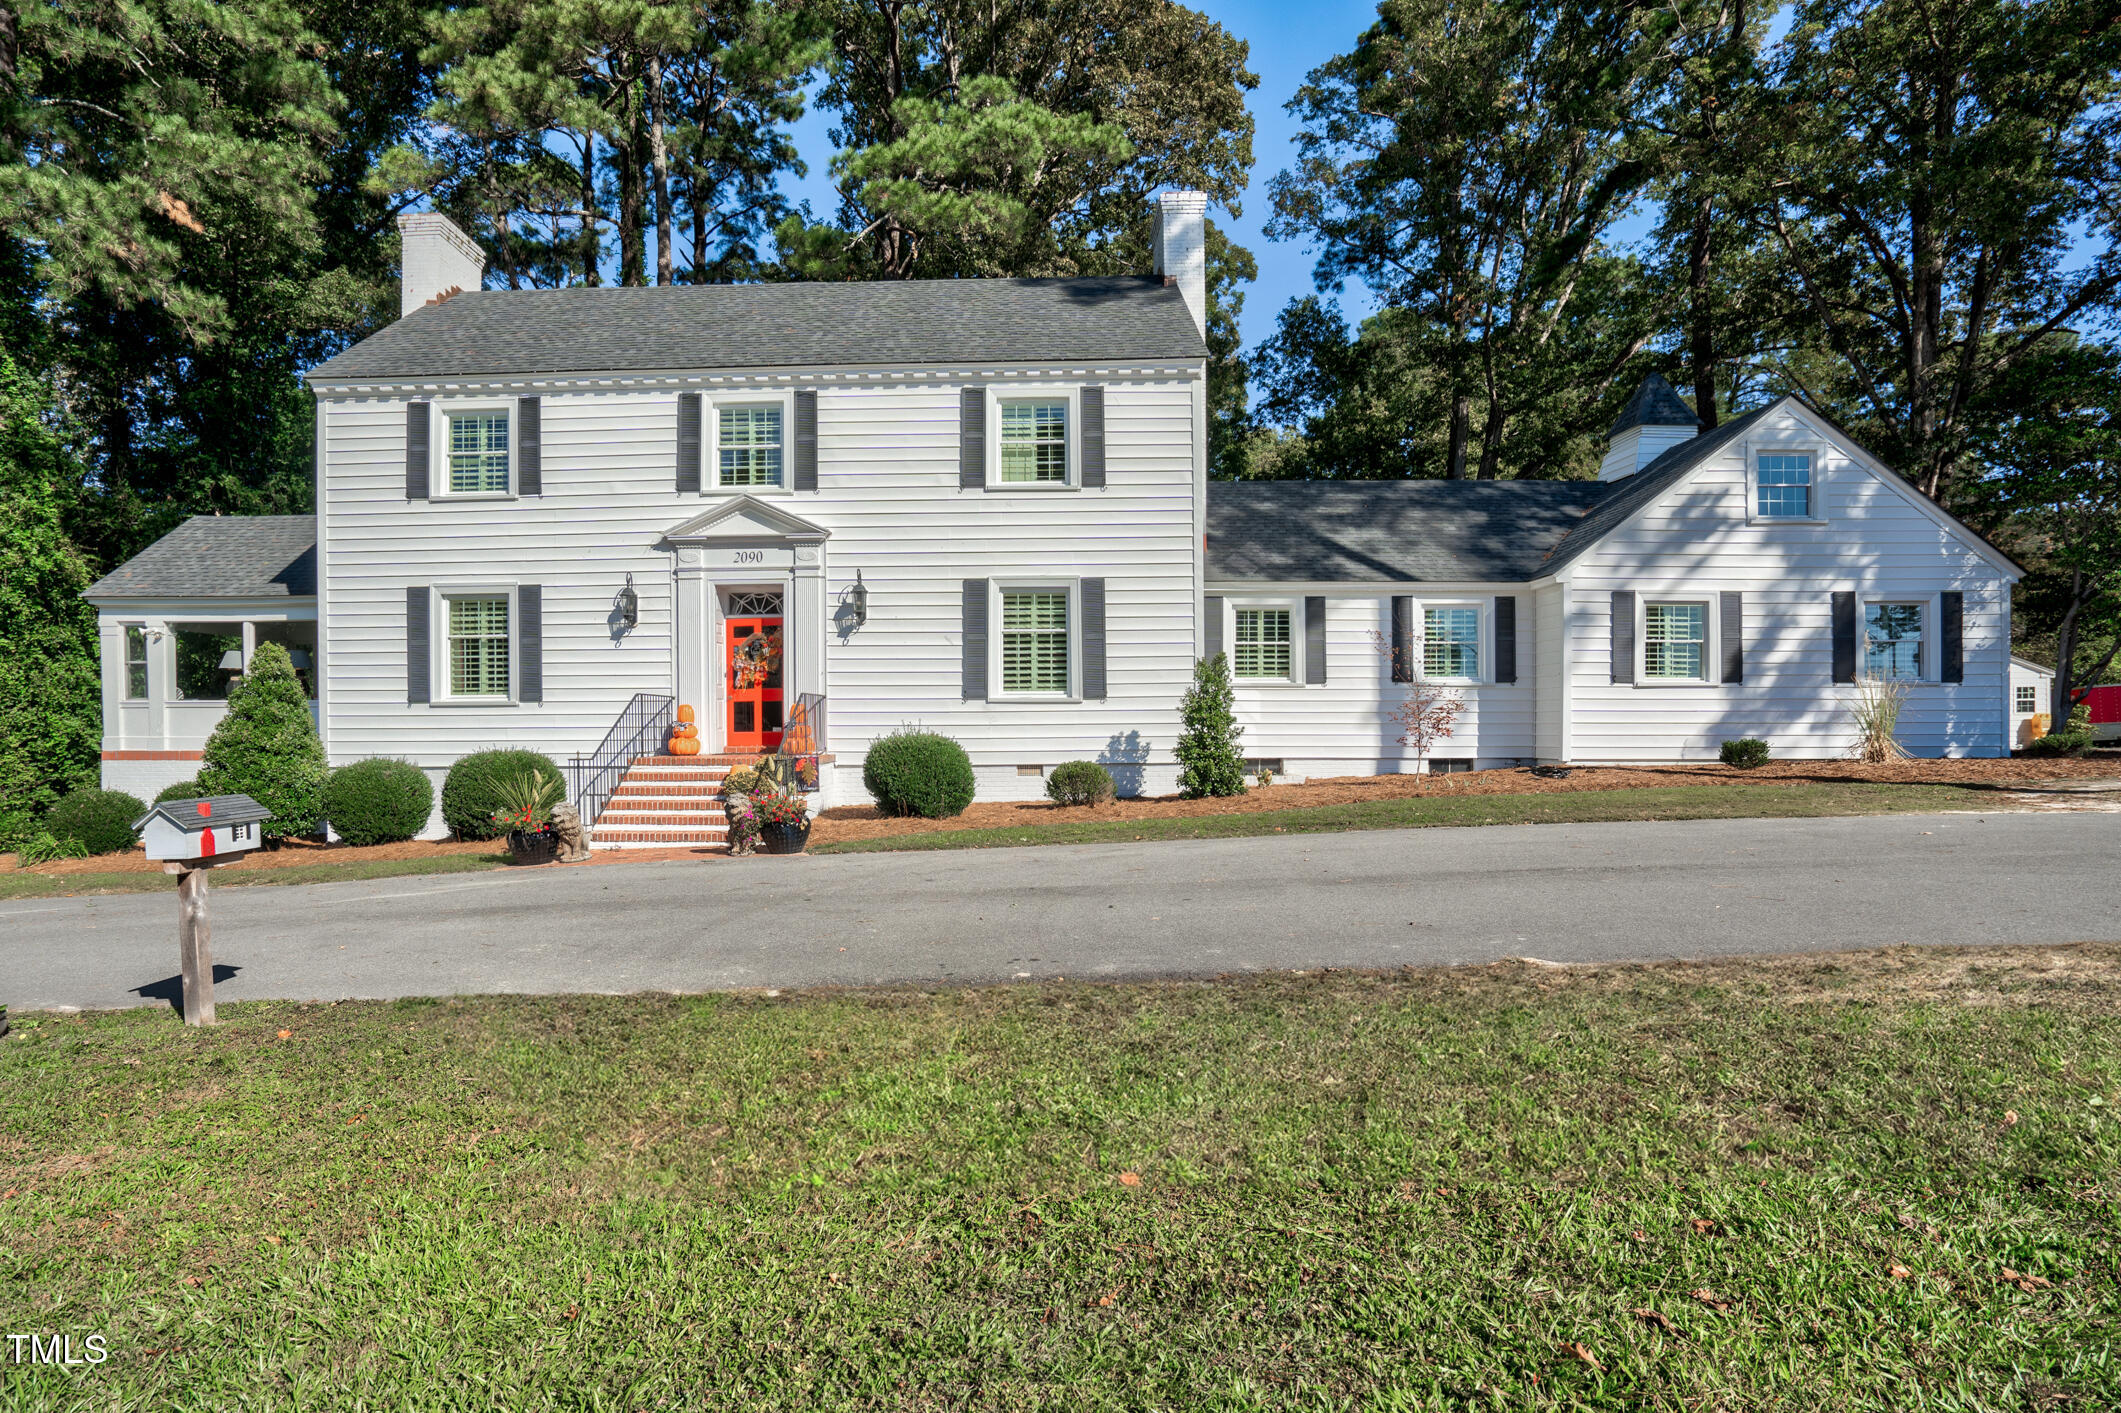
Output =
[{"x1": 85, "y1": 195, "x2": 2024, "y2": 846}]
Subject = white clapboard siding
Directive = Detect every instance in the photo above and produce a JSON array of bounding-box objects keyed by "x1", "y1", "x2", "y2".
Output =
[
  {"x1": 1226, "y1": 593, "x2": 1536, "y2": 776},
  {"x1": 1560, "y1": 402, "x2": 2012, "y2": 760},
  {"x1": 318, "y1": 371, "x2": 1199, "y2": 792}
]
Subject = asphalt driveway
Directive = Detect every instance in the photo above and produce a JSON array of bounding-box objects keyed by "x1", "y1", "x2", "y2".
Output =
[{"x1": 7, "y1": 809, "x2": 2119, "y2": 1013}]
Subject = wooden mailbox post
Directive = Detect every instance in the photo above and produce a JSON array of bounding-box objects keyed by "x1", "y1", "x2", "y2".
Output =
[{"x1": 133, "y1": 796, "x2": 270, "y2": 1026}]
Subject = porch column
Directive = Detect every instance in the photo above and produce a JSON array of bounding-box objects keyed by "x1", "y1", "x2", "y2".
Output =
[
  {"x1": 790, "y1": 543, "x2": 826, "y2": 705},
  {"x1": 673, "y1": 554, "x2": 713, "y2": 729}
]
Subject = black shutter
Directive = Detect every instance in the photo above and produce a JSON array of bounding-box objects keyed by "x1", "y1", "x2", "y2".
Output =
[
  {"x1": 1941, "y1": 590, "x2": 1964, "y2": 683},
  {"x1": 1305, "y1": 596, "x2": 1327, "y2": 685},
  {"x1": 960, "y1": 388, "x2": 985, "y2": 489},
  {"x1": 793, "y1": 389, "x2": 818, "y2": 491},
  {"x1": 405, "y1": 402, "x2": 429, "y2": 500},
  {"x1": 1719, "y1": 591, "x2": 1743, "y2": 683},
  {"x1": 1390, "y1": 596, "x2": 1414, "y2": 683},
  {"x1": 962, "y1": 579, "x2": 988, "y2": 699},
  {"x1": 1495, "y1": 595, "x2": 1518, "y2": 684},
  {"x1": 1831, "y1": 591, "x2": 1857, "y2": 683},
  {"x1": 1203, "y1": 594, "x2": 1223, "y2": 661},
  {"x1": 1081, "y1": 386, "x2": 1105, "y2": 489},
  {"x1": 517, "y1": 584, "x2": 542, "y2": 703},
  {"x1": 517, "y1": 396, "x2": 541, "y2": 495},
  {"x1": 1610, "y1": 590, "x2": 1636, "y2": 684},
  {"x1": 406, "y1": 587, "x2": 430, "y2": 704},
  {"x1": 1082, "y1": 578, "x2": 1107, "y2": 699},
  {"x1": 676, "y1": 393, "x2": 702, "y2": 494}
]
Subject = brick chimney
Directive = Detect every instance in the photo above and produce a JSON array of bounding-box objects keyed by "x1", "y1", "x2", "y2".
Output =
[
  {"x1": 1601, "y1": 373, "x2": 1701, "y2": 481},
  {"x1": 397, "y1": 213, "x2": 486, "y2": 320},
  {"x1": 1152, "y1": 190, "x2": 1208, "y2": 338}
]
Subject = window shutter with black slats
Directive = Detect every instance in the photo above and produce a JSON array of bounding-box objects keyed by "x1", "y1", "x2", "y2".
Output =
[
  {"x1": 962, "y1": 580, "x2": 988, "y2": 699},
  {"x1": 960, "y1": 389, "x2": 985, "y2": 489},
  {"x1": 1494, "y1": 595, "x2": 1518, "y2": 684},
  {"x1": 406, "y1": 402, "x2": 430, "y2": 500},
  {"x1": 406, "y1": 587, "x2": 430, "y2": 703},
  {"x1": 1081, "y1": 386, "x2": 1105, "y2": 489},
  {"x1": 517, "y1": 397, "x2": 541, "y2": 495},
  {"x1": 1720, "y1": 591, "x2": 1743, "y2": 684},
  {"x1": 1831, "y1": 591, "x2": 1857, "y2": 683},
  {"x1": 517, "y1": 585, "x2": 543, "y2": 703},
  {"x1": 1390, "y1": 596, "x2": 1414, "y2": 683},
  {"x1": 1941, "y1": 591, "x2": 1964, "y2": 683},
  {"x1": 1305, "y1": 596, "x2": 1327, "y2": 685},
  {"x1": 793, "y1": 390, "x2": 818, "y2": 491},
  {"x1": 1203, "y1": 595, "x2": 1223, "y2": 661},
  {"x1": 676, "y1": 393, "x2": 702, "y2": 494},
  {"x1": 1610, "y1": 590, "x2": 1636, "y2": 684},
  {"x1": 1082, "y1": 578, "x2": 1107, "y2": 699}
]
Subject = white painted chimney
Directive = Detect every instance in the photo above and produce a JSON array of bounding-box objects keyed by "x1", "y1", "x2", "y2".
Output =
[
  {"x1": 1152, "y1": 190, "x2": 1209, "y2": 338},
  {"x1": 1600, "y1": 373, "x2": 1701, "y2": 481},
  {"x1": 397, "y1": 213, "x2": 486, "y2": 319}
]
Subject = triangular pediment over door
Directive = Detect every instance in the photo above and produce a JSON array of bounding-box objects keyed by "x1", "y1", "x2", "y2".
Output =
[{"x1": 661, "y1": 495, "x2": 829, "y2": 547}]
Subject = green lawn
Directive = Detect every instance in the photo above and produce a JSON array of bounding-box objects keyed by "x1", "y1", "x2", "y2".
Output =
[
  {"x1": 0, "y1": 851, "x2": 509, "y2": 901},
  {"x1": 3, "y1": 947, "x2": 2115, "y2": 1409},
  {"x1": 811, "y1": 780, "x2": 2014, "y2": 853}
]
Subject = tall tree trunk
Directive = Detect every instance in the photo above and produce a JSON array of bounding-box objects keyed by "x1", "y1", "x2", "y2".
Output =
[
  {"x1": 1476, "y1": 401, "x2": 1505, "y2": 480},
  {"x1": 649, "y1": 54, "x2": 673, "y2": 286},
  {"x1": 690, "y1": 174, "x2": 709, "y2": 280},
  {"x1": 580, "y1": 131, "x2": 600, "y2": 286},
  {"x1": 1445, "y1": 393, "x2": 1469, "y2": 479},
  {"x1": 615, "y1": 83, "x2": 647, "y2": 286},
  {"x1": 1687, "y1": 194, "x2": 1718, "y2": 429}
]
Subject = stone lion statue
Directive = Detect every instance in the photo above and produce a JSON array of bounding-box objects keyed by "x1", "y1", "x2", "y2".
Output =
[{"x1": 549, "y1": 801, "x2": 590, "y2": 863}]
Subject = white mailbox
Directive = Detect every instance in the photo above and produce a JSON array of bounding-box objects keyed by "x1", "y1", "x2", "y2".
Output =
[{"x1": 134, "y1": 796, "x2": 270, "y2": 863}]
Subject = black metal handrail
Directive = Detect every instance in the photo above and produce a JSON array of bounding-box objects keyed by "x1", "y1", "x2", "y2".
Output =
[
  {"x1": 571, "y1": 691, "x2": 675, "y2": 836},
  {"x1": 781, "y1": 691, "x2": 827, "y2": 755}
]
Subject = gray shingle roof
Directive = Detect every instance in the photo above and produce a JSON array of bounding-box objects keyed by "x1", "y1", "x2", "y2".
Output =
[
  {"x1": 1208, "y1": 479, "x2": 1610, "y2": 583},
  {"x1": 1539, "y1": 406, "x2": 1774, "y2": 574},
  {"x1": 1609, "y1": 372, "x2": 1701, "y2": 435},
  {"x1": 84, "y1": 516, "x2": 316, "y2": 601},
  {"x1": 307, "y1": 277, "x2": 1207, "y2": 381}
]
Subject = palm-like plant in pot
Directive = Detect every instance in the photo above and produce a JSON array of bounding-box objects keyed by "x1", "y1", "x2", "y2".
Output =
[{"x1": 490, "y1": 768, "x2": 566, "y2": 863}]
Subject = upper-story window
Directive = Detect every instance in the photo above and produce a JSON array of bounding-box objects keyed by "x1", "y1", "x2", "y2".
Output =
[
  {"x1": 718, "y1": 405, "x2": 783, "y2": 489},
  {"x1": 999, "y1": 400, "x2": 1068, "y2": 483},
  {"x1": 124, "y1": 626, "x2": 149, "y2": 700},
  {"x1": 447, "y1": 411, "x2": 511, "y2": 493},
  {"x1": 1756, "y1": 452, "x2": 1813, "y2": 519},
  {"x1": 1864, "y1": 602, "x2": 1923, "y2": 680},
  {"x1": 1424, "y1": 606, "x2": 1480, "y2": 680}
]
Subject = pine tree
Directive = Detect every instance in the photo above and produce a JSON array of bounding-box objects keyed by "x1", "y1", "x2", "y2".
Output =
[
  {"x1": 1174, "y1": 652, "x2": 1246, "y2": 799},
  {"x1": 197, "y1": 641, "x2": 327, "y2": 839}
]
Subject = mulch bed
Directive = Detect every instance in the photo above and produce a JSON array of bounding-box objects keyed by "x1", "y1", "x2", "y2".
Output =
[{"x1": 805, "y1": 755, "x2": 2121, "y2": 846}]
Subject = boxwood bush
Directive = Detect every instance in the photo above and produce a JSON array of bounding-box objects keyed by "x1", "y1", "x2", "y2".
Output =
[
  {"x1": 863, "y1": 729, "x2": 977, "y2": 818},
  {"x1": 1046, "y1": 760, "x2": 1116, "y2": 807},
  {"x1": 46, "y1": 787, "x2": 147, "y2": 855},
  {"x1": 1719, "y1": 737, "x2": 1771, "y2": 769},
  {"x1": 195, "y1": 642, "x2": 327, "y2": 838},
  {"x1": 324, "y1": 759, "x2": 435, "y2": 846},
  {"x1": 154, "y1": 778, "x2": 205, "y2": 804},
  {"x1": 441, "y1": 749, "x2": 565, "y2": 839}
]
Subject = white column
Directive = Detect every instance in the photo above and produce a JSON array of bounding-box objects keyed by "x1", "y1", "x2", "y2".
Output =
[
  {"x1": 673, "y1": 558, "x2": 713, "y2": 744},
  {"x1": 791, "y1": 544, "x2": 826, "y2": 704}
]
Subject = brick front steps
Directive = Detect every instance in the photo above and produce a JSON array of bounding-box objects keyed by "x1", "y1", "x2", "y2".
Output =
[{"x1": 590, "y1": 757, "x2": 731, "y2": 849}]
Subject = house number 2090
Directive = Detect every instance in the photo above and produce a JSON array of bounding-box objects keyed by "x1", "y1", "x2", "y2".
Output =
[{"x1": 733, "y1": 550, "x2": 764, "y2": 565}]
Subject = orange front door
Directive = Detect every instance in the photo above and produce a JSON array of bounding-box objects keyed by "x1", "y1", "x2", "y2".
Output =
[{"x1": 725, "y1": 616, "x2": 785, "y2": 753}]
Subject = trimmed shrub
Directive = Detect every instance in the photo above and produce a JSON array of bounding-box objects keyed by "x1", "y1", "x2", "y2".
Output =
[
  {"x1": 2025, "y1": 704, "x2": 2096, "y2": 757},
  {"x1": 863, "y1": 729, "x2": 976, "y2": 818},
  {"x1": 441, "y1": 749, "x2": 565, "y2": 840},
  {"x1": 1719, "y1": 737, "x2": 1770, "y2": 769},
  {"x1": 324, "y1": 759, "x2": 435, "y2": 846},
  {"x1": 46, "y1": 787, "x2": 147, "y2": 855},
  {"x1": 154, "y1": 778, "x2": 204, "y2": 804},
  {"x1": 1046, "y1": 760, "x2": 1116, "y2": 807},
  {"x1": 196, "y1": 642, "x2": 327, "y2": 838},
  {"x1": 1175, "y1": 652, "x2": 1246, "y2": 798}
]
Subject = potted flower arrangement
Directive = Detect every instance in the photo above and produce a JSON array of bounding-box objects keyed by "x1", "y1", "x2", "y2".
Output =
[
  {"x1": 490, "y1": 768, "x2": 566, "y2": 864},
  {"x1": 752, "y1": 785, "x2": 812, "y2": 854}
]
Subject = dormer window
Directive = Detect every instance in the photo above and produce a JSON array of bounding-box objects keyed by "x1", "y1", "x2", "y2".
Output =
[{"x1": 1756, "y1": 452, "x2": 1813, "y2": 519}]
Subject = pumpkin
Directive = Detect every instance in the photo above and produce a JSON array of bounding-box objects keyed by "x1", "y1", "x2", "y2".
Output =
[
  {"x1": 677, "y1": 704, "x2": 696, "y2": 725},
  {"x1": 669, "y1": 708, "x2": 702, "y2": 755}
]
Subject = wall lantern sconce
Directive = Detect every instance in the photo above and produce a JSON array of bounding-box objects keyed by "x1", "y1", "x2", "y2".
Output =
[
  {"x1": 849, "y1": 569, "x2": 869, "y2": 628},
  {"x1": 616, "y1": 573, "x2": 639, "y2": 632}
]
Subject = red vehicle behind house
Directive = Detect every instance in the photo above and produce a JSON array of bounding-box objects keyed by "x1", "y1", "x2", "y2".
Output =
[{"x1": 2076, "y1": 683, "x2": 2121, "y2": 742}]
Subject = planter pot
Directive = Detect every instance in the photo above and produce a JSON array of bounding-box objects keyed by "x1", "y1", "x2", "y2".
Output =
[
  {"x1": 507, "y1": 827, "x2": 561, "y2": 865},
  {"x1": 756, "y1": 820, "x2": 811, "y2": 855}
]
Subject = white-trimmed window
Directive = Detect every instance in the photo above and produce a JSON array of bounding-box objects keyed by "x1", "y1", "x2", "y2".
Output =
[
  {"x1": 1643, "y1": 600, "x2": 1708, "y2": 680},
  {"x1": 446, "y1": 411, "x2": 511, "y2": 494},
  {"x1": 123, "y1": 626, "x2": 148, "y2": 700},
  {"x1": 1424, "y1": 606, "x2": 1481, "y2": 680},
  {"x1": 999, "y1": 400, "x2": 1069, "y2": 483},
  {"x1": 1233, "y1": 607, "x2": 1294, "y2": 679},
  {"x1": 2016, "y1": 684, "x2": 2038, "y2": 713},
  {"x1": 446, "y1": 595, "x2": 511, "y2": 697},
  {"x1": 1864, "y1": 601, "x2": 1923, "y2": 680},
  {"x1": 1000, "y1": 588, "x2": 1070, "y2": 694},
  {"x1": 1755, "y1": 451, "x2": 1815, "y2": 519},
  {"x1": 717, "y1": 404, "x2": 784, "y2": 489}
]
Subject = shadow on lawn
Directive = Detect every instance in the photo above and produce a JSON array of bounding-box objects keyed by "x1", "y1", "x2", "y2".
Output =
[{"x1": 133, "y1": 965, "x2": 241, "y2": 1015}]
